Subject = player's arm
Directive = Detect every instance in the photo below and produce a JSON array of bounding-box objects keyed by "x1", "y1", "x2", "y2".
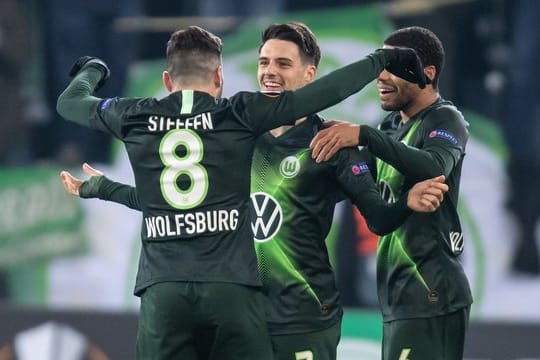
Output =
[
  {"x1": 335, "y1": 151, "x2": 447, "y2": 235},
  {"x1": 56, "y1": 56, "x2": 135, "y2": 140},
  {"x1": 242, "y1": 48, "x2": 427, "y2": 134},
  {"x1": 359, "y1": 108, "x2": 468, "y2": 181},
  {"x1": 349, "y1": 175, "x2": 447, "y2": 235},
  {"x1": 312, "y1": 107, "x2": 468, "y2": 181},
  {"x1": 56, "y1": 57, "x2": 110, "y2": 127},
  {"x1": 60, "y1": 163, "x2": 141, "y2": 210}
]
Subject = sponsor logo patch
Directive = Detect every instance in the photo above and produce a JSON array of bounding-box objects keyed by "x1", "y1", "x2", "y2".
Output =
[
  {"x1": 351, "y1": 161, "x2": 370, "y2": 175},
  {"x1": 428, "y1": 129, "x2": 458, "y2": 145},
  {"x1": 250, "y1": 192, "x2": 283, "y2": 242}
]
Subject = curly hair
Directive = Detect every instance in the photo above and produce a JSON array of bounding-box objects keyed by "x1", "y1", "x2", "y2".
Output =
[{"x1": 384, "y1": 26, "x2": 445, "y2": 88}]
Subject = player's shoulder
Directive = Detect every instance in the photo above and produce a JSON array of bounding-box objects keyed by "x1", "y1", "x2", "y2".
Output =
[
  {"x1": 98, "y1": 96, "x2": 154, "y2": 113},
  {"x1": 230, "y1": 90, "x2": 282, "y2": 102},
  {"x1": 424, "y1": 99, "x2": 468, "y2": 128},
  {"x1": 331, "y1": 141, "x2": 369, "y2": 169},
  {"x1": 121, "y1": 96, "x2": 161, "y2": 116}
]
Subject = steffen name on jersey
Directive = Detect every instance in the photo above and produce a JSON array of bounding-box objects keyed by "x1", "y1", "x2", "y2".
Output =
[
  {"x1": 144, "y1": 209, "x2": 239, "y2": 239},
  {"x1": 147, "y1": 113, "x2": 214, "y2": 131}
]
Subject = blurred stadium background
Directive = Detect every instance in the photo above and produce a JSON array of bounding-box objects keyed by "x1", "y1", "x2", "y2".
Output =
[{"x1": 1, "y1": 0, "x2": 539, "y2": 358}]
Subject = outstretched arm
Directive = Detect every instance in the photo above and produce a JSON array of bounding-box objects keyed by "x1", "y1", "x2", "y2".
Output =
[
  {"x1": 311, "y1": 122, "x2": 456, "y2": 180},
  {"x1": 353, "y1": 175, "x2": 447, "y2": 235},
  {"x1": 60, "y1": 163, "x2": 141, "y2": 210},
  {"x1": 245, "y1": 48, "x2": 427, "y2": 134},
  {"x1": 311, "y1": 107, "x2": 468, "y2": 181}
]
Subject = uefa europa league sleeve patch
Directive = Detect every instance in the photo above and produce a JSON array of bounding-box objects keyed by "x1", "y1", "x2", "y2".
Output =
[
  {"x1": 351, "y1": 161, "x2": 370, "y2": 175},
  {"x1": 428, "y1": 129, "x2": 458, "y2": 145}
]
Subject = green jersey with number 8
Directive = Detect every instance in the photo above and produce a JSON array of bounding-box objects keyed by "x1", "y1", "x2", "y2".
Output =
[{"x1": 56, "y1": 54, "x2": 388, "y2": 295}]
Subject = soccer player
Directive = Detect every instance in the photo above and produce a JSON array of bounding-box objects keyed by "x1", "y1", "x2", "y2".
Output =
[
  {"x1": 310, "y1": 26, "x2": 473, "y2": 360},
  {"x1": 57, "y1": 26, "x2": 432, "y2": 359}
]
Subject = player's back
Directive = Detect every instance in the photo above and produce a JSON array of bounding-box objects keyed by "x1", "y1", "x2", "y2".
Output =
[{"x1": 101, "y1": 89, "x2": 268, "y2": 294}]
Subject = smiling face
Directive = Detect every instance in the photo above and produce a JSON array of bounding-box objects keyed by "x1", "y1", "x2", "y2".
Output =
[
  {"x1": 257, "y1": 39, "x2": 316, "y2": 92},
  {"x1": 377, "y1": 68, "x2": 422, "y2": 113},
  {"x1": 377, "y1": 46, "x2": 423, "y2": 112}
]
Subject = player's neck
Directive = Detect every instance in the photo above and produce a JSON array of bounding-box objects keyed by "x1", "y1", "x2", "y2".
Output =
[
  {"x1": 171, "y1": 84, "x2": 220, "y2": 98},
  {"x1": 400, "y1": 91, "x2": 439, "y2": 123},
  {"x1": 269, "y1": 117, "x2": 307, "y2": 137}
]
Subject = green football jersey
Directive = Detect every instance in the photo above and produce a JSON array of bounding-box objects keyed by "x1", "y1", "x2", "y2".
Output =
[
  {"x1": 56, "y1": 53, "x2": 387, "y2": 295},
  {"x1": 360, "y1": 98, "x2": 474, "y2": 322},
  {"x1": 250, "y1": 115, "x2": 411, "y2": 335}
]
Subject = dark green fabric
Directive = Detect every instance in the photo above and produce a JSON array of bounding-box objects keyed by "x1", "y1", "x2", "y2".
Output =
[
  {"x1": 80, "y1": 175, "x2": 140, "y2": 209},
  {"x1": 250, "y1": 115, "x2": 410, "y2": 336},
  {"x1": 137, "y1": 282, "x2": 272, "y2": 360},
  {"x1": 56, "y1": 52, "x2": 386, "y2": 296},
  {"x1": 362, "y1": 98, "x2": 473, "y2": 322},
  {"x1": 382, "y1": 306, "x2": 470, "y2": 360},
  {"x1": 270, "y1": 318, "x2": 342, "y2": 360}
]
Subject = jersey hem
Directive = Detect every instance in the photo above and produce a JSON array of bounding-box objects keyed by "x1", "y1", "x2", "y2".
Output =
[
  {"x1": 267, "y1": 313, "x2": 343, "y2": 336},
  {"x1": 134, "y1": 278, "x2": 262, "y2": 296},
  {"x1": 381, "y1": 302, "x2": 472, "y2": 322}
]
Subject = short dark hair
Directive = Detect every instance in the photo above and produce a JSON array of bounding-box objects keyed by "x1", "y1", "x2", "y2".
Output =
[
  {"x1": 260, "y1": 22, "x2": 321, "y2": 67},
  {"x1": 384, "y1": 26, "x2": 445, "y2": 88},
  {"x1": 166, "y1": 26, "x2": 223, "y2": 83}
]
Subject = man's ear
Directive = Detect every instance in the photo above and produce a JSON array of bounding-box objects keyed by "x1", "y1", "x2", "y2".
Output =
[
  {"x1": 424, "y1": 65, "x2": 436, "y2": 84},
  {"x1": 305, "y1": 64, "x2": 317, "y2": 83},
  {"x1": 213, "y1": 65, "x2": 223, "y2": 89},
  {"x1": 163, "y1": 71, "x2": 173, "y2": 92}
]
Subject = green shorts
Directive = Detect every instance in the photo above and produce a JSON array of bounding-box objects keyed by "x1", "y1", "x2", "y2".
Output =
[
  {"x1": 269, "y1": 319, "x2": 342, "y2": 360},
  {"x1": 136, "y1": 281, "x2": 272, "y2": 360},
  {"x1": 382, "y1": 306, "x2": 470, "y2": 360}
]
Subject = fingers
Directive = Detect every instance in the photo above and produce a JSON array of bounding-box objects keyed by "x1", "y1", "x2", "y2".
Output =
[
  {"x1": 418, "y1": 176, "x2": 449, "y2": 210},
  {"x1": 310, "y1": 123, "x2": 360, "y2": 163},
  {"x1": 82, "y1": 162, "x2": 104, "y2": 176},
  {"x1": 408, "y1": 175, "x2": 449, "y2": 212},
  {"x1": 60, "y1": 170, "x2": 81, "y2": 196},
  {"x1": 427, "y1": 176, "x2": 449, "y2": 200},
  {"x1": 430, "y1": 174, "x2": 446, "y2": 183},
  {"x1": 419, "y1": 193, "x2": 441, "y2": 211},
  {"x1": 310, "y1": 131, "x2": 326, "y2": 159},
  {"x1": 322, "y1": 120, "x2": 340, "y2": 128},
  {"x1": 316, "y1": 142, "x2": 340, "y2": 164},
  {"x1": 310, "y1": 130, "x2": 340, "y2": 163},
  {"x1": 60, "y1": 163, "x2": 103, "y2": 198},
  {"x1": 423, "y1": 182, "x2": 448, "y2": 199}
]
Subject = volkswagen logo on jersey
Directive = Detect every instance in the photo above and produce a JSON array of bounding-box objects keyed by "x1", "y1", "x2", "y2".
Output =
[
  {"x1": 279, "y1": 156, "x2": 300, "y2": 178},
  {"x1": 250, "y1": 192, "x2": 283, "y2": 242}
]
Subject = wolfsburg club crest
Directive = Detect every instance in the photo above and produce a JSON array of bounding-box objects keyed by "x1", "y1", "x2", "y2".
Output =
[{"x1": 279, "y1": 156, "x2": 300, "y2": 178}]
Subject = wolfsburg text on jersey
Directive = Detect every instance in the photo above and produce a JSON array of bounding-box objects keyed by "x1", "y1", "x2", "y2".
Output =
[
  {"x1": 147, "y1": 112, "x2": 214, "y2": 131},
  {"x1": 144, "y1": 209, "x2": 239, "y2": 239}
]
